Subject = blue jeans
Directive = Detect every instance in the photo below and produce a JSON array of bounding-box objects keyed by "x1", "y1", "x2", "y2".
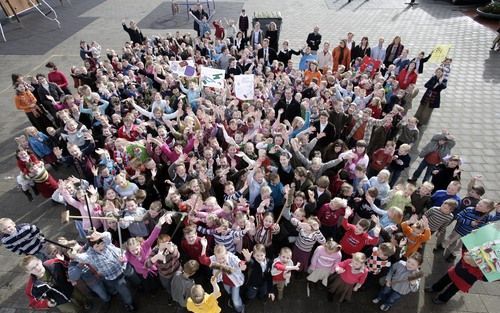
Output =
[
  {"x1": 377, "y1": 286, "x2": 402, "y2": 306},
  {"x1": 389, "y1": 170, "x2": 402, "y2": 187},
  {"x1": 246, "y1": 284, "x2": 268, "y2": 300},
  {"x1": 88, "y1": 279, "x2": 111, "y2": 302},
  {"x1": 410, "y1": 159, "x2": 434, "y2": 182},
  {"x1": 224, "y1": 284, "x2": 243, "y2": 313},
  {"x1": 103, "y1": 275, "x2": 133, "y2": 305}
]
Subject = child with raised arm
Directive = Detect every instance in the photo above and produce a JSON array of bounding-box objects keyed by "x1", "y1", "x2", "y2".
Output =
[
  {"x1": 187, "y1": 275, "x2": 222, "y2": 313},
  {"x1": 401, "y1": 215, "x2": 431, "y2": 258},
  {"x1": 199, "y1": 244, "x2": 246, "y2": 313},
  {"x1": 373, "y1": 252, "x2": 423, "y2": 311},
  {"x1": 271, "y1": 247, "x2": 301, "y2": 300},
  {"x1": 340, "y1": 207, "x2": 380, "y2": 258},
  {"x1": 242, "y1": 244, "x2": 275, "y2": 301},
  {"x1": 327, "y1": 252, "x2": 368, "y2": 302},
  {"x1": 290, "y1": 215, "x2": 326, "y2": 272}
]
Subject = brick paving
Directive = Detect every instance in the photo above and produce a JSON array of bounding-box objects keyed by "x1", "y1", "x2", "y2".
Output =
[{"x1": 0, "y1": 0, "x2": 499, "y2": 312}]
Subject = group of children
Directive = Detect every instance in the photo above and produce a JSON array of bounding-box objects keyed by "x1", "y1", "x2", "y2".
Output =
[{"x1": 4, "y1": 5, "x2": 500, "y2": 313}]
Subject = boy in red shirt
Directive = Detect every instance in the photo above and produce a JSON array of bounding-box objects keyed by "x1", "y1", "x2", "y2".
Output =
[
  {"x1": 368, "y1": 141, "x2": 396, "y2": 178},
  {"x1": 271, "y1": 247, "x2": 301, "y2": 300},
  {"x1": 340, "y1": 207, "x2": 380, "y2": 258}
]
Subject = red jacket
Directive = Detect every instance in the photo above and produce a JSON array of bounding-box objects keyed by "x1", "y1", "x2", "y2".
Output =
[
  {"x1": 448, "y1": 255, "x2": 485, "y2": 292},
  {"x1": 397, "y1": 69, "x2": 418, "y2": 90},
  {"x1": 370, "y1": 148, "x2": 393, "y2": 171},
  {"x1": 340, "y1": 218, "x2": 378, "y2": 255},
  {"x1": 317, "y1": 203, "x2": 345, "y2": 227}
]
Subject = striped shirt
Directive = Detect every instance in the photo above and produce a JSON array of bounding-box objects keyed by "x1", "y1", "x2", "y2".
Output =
[
  {"x1": 0, "y1": 223, "x2": 43, "y2": 255},
  {"x1": 291, "y1": 218, "x2": 326, "y2": 252},
  {"x1": 424, "y1": 206, "x2": 454, "y2": 233},
  {"x1": 197, "y1": 226, "x2": 244, "y2": 253},
  {"x1": 454, "y1": 207, "x2": 498, "y2": 237}
]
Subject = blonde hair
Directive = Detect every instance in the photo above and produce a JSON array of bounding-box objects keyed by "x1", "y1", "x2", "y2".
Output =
[
  {"x1": 190, "y1": 284, "x2": 206, "y2": 304},
  {"x1": 324, "y1": 239, "x2": 341, "y2": 252},
  {"x1": 125, "y1": 237, "x2": 144, "y2": 249},
  {"x1": 352, "y1": 252, "x2": 367, "y2": 263},
  {"x1": 388, "y1": 206, "x2": 404, "y2": 224},
  {"x1": 421, "y1": 181, "x2": 434, "y2": 191},
  {"x1": 20, "y1": 255, "x2": 39, "y2": 270},
  {"x1": 378, "y1": 169, "x2": 391, "y2": 180},
  {"x1": 0, "y1": 217, "x2": 14, "y2": 229},
  {"x1": 331, "y1": 197, "x2": 347, "y2": 208},
  {"x1": 213, "y1": 244, "x2": 227, "y2": 256}
]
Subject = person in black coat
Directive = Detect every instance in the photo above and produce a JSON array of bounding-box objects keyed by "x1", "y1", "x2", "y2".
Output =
[
  {"x1": 226, "y1": 58, "x2": 243, "y2": 79},
  {"x1": 35, "y1": 74, "x2": 64, "y2": 122},
  {"x1": 411, "y1": 50, "x2": 433, "y2": 74},
  {"x1": 122, "y1": 20, "x2": 145, "y2": 44},
  {"x1": 306, "y1": 26, "x2": 322, "y2": 53},
  {"x1": 257, "y1": 39, "x2": 277, "y2": 66},
  {"x1": 242, "y1": 245, "x2": 275, "y2": 301},
  {"x1": 351, "y1": 36, "x2": 371, "y2": 61},
  {"x1": 277, "y1": 40, "x2": 301, "y2": 64},
  {"x1": 310, "y1": 111, "x2": 336, "y2": 152},
  {"x1": 274, "y1": 88, "x2": 301, "y2": 123},
  {"x1": 189, "y1": 4, "x2": 208, "y2": 37},
  {"x1": 414, "y1": 67, "x2": 447, "y2": 125},
  {"x1": 431, "y1": 156, "x2": 461, "y2": 192},
  {"x1": 238, "y1": 9, "x2": 249, "y2": 38},
  {"x1": 265, "y1": 22, "x2": 279, "y2": 52}
]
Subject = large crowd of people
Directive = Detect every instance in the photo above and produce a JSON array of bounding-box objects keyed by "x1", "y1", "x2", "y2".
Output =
[{"x1": 2, "y1": 3, "x2": 499, "y2": 313}]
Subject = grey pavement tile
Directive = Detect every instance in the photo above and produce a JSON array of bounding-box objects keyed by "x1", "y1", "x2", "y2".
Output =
[
  {"x1": 462, "y1": 294, "x2": 488, "y2": 313},
  {"x1": 479, "y1": 295, "x2": 500, "y2": 313}
]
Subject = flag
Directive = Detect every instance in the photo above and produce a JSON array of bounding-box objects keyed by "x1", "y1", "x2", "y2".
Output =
[{"x1": 429, "y1": 44, "x2": 452, "y2": 64}]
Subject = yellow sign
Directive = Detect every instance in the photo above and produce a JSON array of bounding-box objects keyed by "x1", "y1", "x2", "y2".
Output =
[{"x1": 429, "y1": 44, "x2": 452, "y2": 64}]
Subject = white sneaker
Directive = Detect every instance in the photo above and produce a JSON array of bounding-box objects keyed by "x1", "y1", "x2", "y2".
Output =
[{"x1": 372, "y1": 298, "x2": 380, "y2": 304}]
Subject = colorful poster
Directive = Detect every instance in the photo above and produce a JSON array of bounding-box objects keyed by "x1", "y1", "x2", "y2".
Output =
[
  {"x1": 234, "y1": 74, "x2": 255, "y2": 101},
  {"x1": 461, "y1": 222, "x2": 500, "y2": 282},
  {"x1": 200, "y1": 66, "x2": 226, "y2": 89},
  {"x1": 169, "y1": 60, "x2": 196, "y2": 77},
  {"x1": 359, "y1": 56, "x2": 381, "y2": 77},
  {"x1": 429, "y1": 44, "x2": 452, "y2": 64}
]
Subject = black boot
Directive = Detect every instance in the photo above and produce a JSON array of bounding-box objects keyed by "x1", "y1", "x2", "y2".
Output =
[
  {"x1": 23, "y1": 190, "x2": 33, "y2": 202},
  {"x1": 32, "y1": 187, "x2": 39, "y2": 196}
]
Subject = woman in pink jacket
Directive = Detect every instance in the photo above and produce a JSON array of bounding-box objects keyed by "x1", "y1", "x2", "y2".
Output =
[{"x1": 124, "y1": 214, "x2": 171, "y2": 292}]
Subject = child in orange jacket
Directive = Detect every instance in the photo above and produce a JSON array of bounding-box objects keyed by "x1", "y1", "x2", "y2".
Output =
[{"x1": 401, "y1": 215, "x2": 431, "y2": 258}]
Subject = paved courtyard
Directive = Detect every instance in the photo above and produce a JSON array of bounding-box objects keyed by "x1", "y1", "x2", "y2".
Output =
[{"x1": 0, "y1": 0, "x2": 499, "y2": 312}]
